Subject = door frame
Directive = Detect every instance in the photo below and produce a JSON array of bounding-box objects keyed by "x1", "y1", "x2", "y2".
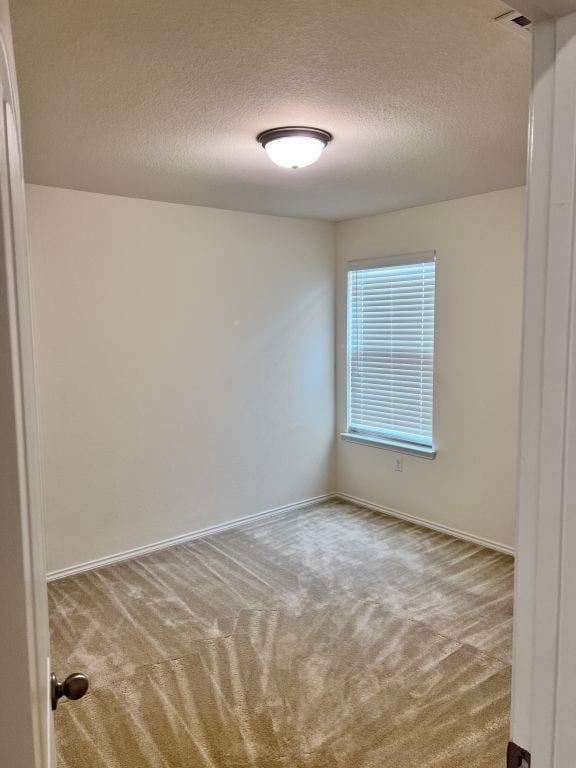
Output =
[{"x1": 510, "y1": 10, "x2": 576, "y2": 766}]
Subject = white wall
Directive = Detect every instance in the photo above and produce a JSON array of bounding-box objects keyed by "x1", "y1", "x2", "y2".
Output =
[
  {"x1": 335, "y1": 187, "x2": 525, "y2": 550},
  {"x1": 26, "y1": 185, "x2": 335, "y2": 573},
  {"x1": 27, "y1": 184, "x2": 524, "y2": 572}
]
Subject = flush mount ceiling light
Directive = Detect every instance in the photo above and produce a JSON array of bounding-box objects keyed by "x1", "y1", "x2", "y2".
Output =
[{"x1": 257, "y1": 127, "x2": 333, "y2": 169}]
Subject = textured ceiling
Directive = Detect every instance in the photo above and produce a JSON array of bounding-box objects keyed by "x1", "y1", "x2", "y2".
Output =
[
  {"x1": 11, "y1": 0, "x2": 530, "y2": 220},
  {"x1": 512, "y1": 0, "x2": 576, "y2": 17}
]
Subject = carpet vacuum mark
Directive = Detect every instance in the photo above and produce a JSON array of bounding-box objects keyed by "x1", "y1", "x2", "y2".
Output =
[{"x1": 49, "y1": 500, "x2": 513, "y2": 767}]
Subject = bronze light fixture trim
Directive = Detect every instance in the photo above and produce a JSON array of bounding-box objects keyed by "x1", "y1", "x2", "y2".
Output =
[{"x1": 256, "y1": 126, "x2": 333, "y2": 169}]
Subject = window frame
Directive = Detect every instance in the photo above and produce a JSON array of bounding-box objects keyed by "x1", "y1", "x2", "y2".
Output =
[{"x1": 341, "y1": 251, "x2": 437, "y2": 459}]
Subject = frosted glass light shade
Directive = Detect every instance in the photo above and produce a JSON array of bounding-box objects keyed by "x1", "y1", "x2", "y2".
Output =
[
  {"x1": 264, "y1": 136, "x2": 325, "y2": 169},
  {"x1": 257, "y1": 127, "x2": 332, "y2": 170}
]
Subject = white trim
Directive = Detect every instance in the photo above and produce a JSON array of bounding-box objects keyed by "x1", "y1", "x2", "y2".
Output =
[
  {"x1": 335, "y1": 492, "x2": 515, "y2": 556},
  {"x1": 510, "y1": 13, "x2": 576, "y2": 765},
  {"x1": 340, "y1": 431, "x2": 436, "y2": 459},
  {"x1": 345, "y1": 250, "x2": 436, "y2": 271},
  {"x1": 510, "y1": 15, "x2": 556, "y2": 756},
  {"x1": 46, "y1": 490, "x2": 515, "y2": 584},
  {"x1": 46, "y1": 493, "x2": 335, "y2": 582}
]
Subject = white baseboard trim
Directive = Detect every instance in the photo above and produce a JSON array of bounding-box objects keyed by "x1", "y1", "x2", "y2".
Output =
[
  {"x1": 47, "y1": 490, "x2": 513, "y2": 581},
  {"x1": 46, "y1": 492, "x2": 337, "y2": 582},
  {"x1": 335, "y1": 493, "x2": 515, "y2": 556}
]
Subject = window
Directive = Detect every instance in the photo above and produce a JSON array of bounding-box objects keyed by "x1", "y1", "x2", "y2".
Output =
[{"x1": 345, "y1": 252, "x2": 436, "y2": 455}]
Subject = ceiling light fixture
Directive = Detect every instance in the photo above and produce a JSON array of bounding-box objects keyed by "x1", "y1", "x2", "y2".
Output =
[{"x1": 257, "y1": 127, "x2": 333, "y2": 169}]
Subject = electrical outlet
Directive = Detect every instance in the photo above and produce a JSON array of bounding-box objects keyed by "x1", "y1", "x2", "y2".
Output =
[{"x1": 395, "y1": 456, "x2": 403, "y2": 472}]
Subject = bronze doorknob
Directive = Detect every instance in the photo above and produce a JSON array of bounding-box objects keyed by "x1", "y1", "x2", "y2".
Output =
[{"x1": 51, "y1": 672, "x2": 89, "y2": 711}]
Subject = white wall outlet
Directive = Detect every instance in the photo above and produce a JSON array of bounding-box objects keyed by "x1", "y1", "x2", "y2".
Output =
[{"x1": 395, "y1": 456, "x2": 403, "y2": 472}]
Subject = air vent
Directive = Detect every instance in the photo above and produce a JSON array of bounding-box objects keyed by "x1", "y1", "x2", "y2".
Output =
[{"x1": 494, "y1": 9, "x2": 532, "y2": 39}]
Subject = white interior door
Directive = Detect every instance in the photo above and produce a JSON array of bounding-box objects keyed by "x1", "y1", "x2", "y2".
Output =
[{"x1": 0, "y1": 1, "x2": 52, "y2": 766}]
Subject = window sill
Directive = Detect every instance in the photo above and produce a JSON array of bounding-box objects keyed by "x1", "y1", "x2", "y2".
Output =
[{"x1": 340, "y1": 432, "x2": 437, "y2": 459}]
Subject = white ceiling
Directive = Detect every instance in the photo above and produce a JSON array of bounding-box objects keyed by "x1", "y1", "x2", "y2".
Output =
[
  {"x1": 512, "y1": 0, "x2": 576, "y2": 18},
  {"x1": 11, "y1": 0, "x2": 530, "y2": 221}
]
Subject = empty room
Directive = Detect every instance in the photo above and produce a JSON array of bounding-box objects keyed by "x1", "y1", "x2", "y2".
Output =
[{"x1": 5, "y1": 0, "x2": 534, "y2": 766}]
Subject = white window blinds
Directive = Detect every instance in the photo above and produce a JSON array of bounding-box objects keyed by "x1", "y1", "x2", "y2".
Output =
[{"x1": 347, "y1": 254, "x2": 436, "y2": 448}]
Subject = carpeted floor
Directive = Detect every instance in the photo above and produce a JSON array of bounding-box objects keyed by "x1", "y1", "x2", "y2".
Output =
[{"x1": 48, "y1": 499, "x2": 514, "y2": 768}]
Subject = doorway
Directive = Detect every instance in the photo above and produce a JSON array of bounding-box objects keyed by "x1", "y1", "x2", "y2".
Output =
[{"x1": 4, "y1": 1, "x2": 576, "y2": 768}]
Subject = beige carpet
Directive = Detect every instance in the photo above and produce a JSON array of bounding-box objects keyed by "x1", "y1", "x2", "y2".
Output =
[{"x1": 48, "y1": 499, "x2": 513, "y2": 767}]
